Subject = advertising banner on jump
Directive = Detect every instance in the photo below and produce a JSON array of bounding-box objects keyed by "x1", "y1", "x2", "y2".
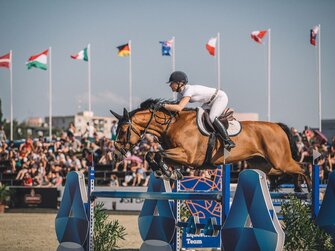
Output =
[{"x1": 180, "y1": 167, "x2": 222, "y2": 249}]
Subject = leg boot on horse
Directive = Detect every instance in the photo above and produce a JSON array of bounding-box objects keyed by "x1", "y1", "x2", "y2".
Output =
[
  {"x1": 213, "y1": 117, "x2": 235, "y2": 150},
  {"x1": 145, "y1": 152, "x2": 166, "y2": 179}
]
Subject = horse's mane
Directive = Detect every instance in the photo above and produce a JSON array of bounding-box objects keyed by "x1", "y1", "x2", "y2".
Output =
[{"x1": 128, "y1": 98, "x2": 195, "y2": 118}]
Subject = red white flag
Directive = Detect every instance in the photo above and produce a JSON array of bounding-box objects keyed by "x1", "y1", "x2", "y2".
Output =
[
  {"x1": 206, "y1": 37, "x2": 217, "y2": 56},
  {"x1": 251, "y1": 30, "x2": 268, "y2": 44},
  {"x1": 0, "y1": 52, "x2": 11, "y2": 68}
]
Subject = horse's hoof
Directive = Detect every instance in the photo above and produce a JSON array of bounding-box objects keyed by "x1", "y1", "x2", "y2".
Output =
[{"x1": 174, "y1": 170, "x2": 184, "y2": 180}]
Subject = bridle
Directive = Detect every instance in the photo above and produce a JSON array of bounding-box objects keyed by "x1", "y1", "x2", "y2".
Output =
[{"x1": 115, "y1": 107, "x2": 177, "y2": 157}]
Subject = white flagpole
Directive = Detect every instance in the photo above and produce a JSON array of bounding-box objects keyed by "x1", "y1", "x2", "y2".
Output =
[
  {"x1": 172, "y1": 36, "x2": 176, "y2": 72},
  {"x1": 267, "y1": 29, "x2": 271, "y2": 122},
  {"x1": 88, "y1": 43, "x2": 92, "y2": 113},
  {"x1": 129, "y1": 40, "x2": 132, "y2": 111},
  {"x1": 172, "y1": 36, "x2": 176, "y2": 100},
  {"x1": 317, "y1": 25, "x2": 322, "y2": 131},
  {"x1": 49, "y1": 47, "x2": 52, "y2": 141},
  {"x1": 9, "y1": 50, "x2": 13, "y2": 141},
  {"x1": 217, "y1": 32, "x2": 221, "y2": 89}
]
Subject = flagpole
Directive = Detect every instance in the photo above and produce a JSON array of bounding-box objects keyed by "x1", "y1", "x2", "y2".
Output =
[
  {"x1": 317, "y1": 24, "x2": 322, "y2": 131},
  {"x1": 267, "y1": 29, "x2": 271, "y2": 122},
  {"x1": 129, "y1": 40, "x2": 132, "y2": 111},
  {"x1": 88, "y1": 43, "x2": 92, "y2": 113},
  {"x1": 217, "y1": 32, "x2": 221, "y2": 89},
  {"x1": 172, "y1": 36, "x2": 176, "y2": 72},
  {"x1": 49, "y1": 47, "x2": 52, "y2": 141},
  {"x1": 8, "y1": 50, "x2": 13, "y2": 141},
  {"x1": 172, "y1": 36, "x2": 176, "y2": 100}
]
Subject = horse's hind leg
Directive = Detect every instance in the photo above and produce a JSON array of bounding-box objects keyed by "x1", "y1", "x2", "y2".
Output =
[{"x1": 267, "y1": 151, "x2": 312, "y2": 192}]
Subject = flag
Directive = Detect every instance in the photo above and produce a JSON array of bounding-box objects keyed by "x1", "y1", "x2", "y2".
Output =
[
  {"x1": 251, "y1": 30, "x2": 268, "y2": 44},
  {"x1": 71, "y1": 47, "x2": 89, "y2": 61},
  {"x1": 26, "y1": 49, "x2": 48, "y2": 70},
  {"x1": 159, "y1": 39, "x2": 173, "y2": 56},
  {"x1": 206, "y1": 37, "x2": 217, "y2": 56},
  {"x1": 117, "y1": 43, "x2": 131, "y2": 57},
  {"x1": 0, "y1": 52, "x2": 11, "y2": 68},
  {"x1": 310, "y1": 25, "x2": 319, "y2": 46}
]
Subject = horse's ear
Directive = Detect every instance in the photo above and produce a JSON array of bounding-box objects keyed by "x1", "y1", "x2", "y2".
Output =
[
  {"x1": 110, "y1": 109, "x2": 122, "y2": 120},
  {"x1": 123, "y1": 108, "x2": 130, "y2": 121}
]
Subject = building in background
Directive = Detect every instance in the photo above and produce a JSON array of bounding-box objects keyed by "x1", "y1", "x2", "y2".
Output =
[{"x1": 47, "y1": 111, "x2": 116, "y2": 138}]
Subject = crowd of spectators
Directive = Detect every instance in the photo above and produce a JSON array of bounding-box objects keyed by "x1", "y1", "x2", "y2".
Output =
[
  {"x1": 290, "y1": 126, "x2": 335, "y2": 184},
  {"x1": 0, "y1": 121, "x2": 161, "y2": 188},
  {"x1": 1, "y1": 122, "x2": 335, "y2": 188}
]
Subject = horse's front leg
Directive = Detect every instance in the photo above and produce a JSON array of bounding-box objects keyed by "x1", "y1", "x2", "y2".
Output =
[{"x1": 145, "y1": 150, "x2": 184, "y2": 180}]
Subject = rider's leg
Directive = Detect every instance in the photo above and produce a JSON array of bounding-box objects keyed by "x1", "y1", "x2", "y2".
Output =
[
  {"x1": 209, "y1": 94, "x2": 235, "y2": 149},
  {"x1": 212, "y1": 117, "x2": 236, "y2": 149}
]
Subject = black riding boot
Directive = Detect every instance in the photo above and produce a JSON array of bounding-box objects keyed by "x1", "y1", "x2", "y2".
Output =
[{"x1": 213, "y1": 117, "x2": 236, "y2": 149}]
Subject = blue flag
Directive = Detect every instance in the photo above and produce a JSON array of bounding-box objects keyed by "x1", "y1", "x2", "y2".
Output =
[{"x1": 159, "y1": 40, "x2": 173, "y2": 56}]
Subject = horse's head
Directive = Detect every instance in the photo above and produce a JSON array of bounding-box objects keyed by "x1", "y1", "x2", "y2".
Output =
[
  {"x1": 110, "y1": 108, "x2": 142, "y2": 162},
  {"x1": 110, "y1": 99, "x2": 176, "y2": 162}
]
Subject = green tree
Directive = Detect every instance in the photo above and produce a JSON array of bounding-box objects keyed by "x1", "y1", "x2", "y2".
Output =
[
  {"x1": 281, "y1": 196, "x2": 334, "y2": 251},
  {"x1": 94, "y1": 202, "x2": 127, "y2": 251}
]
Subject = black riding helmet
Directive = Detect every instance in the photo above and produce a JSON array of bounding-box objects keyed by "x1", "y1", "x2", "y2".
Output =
[{"x1": 167, "y1": 71, "x2": 188, "y2": 84}]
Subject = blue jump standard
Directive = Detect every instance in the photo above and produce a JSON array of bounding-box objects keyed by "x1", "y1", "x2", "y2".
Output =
[{"x1": 91, "y1": 191, "x2": 222, "y2": 201}]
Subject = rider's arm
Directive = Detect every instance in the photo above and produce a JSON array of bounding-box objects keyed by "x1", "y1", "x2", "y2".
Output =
[{"x1": 163, "y1": 96, "x2": 191, "y2": 112}]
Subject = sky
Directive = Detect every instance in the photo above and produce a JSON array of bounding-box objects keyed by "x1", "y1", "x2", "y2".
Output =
[{"x1": 0, "y1": 0, "x2": 334, "y2": 131}]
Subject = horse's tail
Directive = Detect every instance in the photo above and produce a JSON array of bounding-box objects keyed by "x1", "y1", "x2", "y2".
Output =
[{"x1": 277, "y1": 123, "x2": 299, "y2": 161}]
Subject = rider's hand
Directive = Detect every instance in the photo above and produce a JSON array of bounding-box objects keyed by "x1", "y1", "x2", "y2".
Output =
[{"x1": 152, "y1": 101, "x2": 165, "y2": 110}]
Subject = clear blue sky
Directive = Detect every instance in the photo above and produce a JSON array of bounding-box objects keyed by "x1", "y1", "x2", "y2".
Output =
[{"x1": 0, "y1": 0, "x2": 334, "y2": 130}]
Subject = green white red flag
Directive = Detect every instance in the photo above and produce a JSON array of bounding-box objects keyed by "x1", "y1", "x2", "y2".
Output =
[
  {"x1": 71, "y1": 47, "x2": 89, "y2": 61},
  {"x1": 26, "y1": 49, "x2": 48, "y2": 70}
]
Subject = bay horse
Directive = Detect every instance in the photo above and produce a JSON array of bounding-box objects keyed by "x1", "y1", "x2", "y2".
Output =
[{"x1": 111, "y1": 99, "x2": 311, "y2": 192}]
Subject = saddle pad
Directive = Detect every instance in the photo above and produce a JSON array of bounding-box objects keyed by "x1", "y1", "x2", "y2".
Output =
[{"x1": 196, "y1": 107, "x2": 242, "y2": 137}]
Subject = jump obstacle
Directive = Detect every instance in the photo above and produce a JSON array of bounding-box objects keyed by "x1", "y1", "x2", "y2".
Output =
[{"x1": 55, "y1": 164, "x2": 335, "y2": 251}]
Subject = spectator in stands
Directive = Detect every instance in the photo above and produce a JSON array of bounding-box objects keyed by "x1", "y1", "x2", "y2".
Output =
[
  {"x1": 110, "y1": 174, "x2": 119, "y2": 187},
  {"x1": 132, "y1": 162, "x2": 148, "y2": 186},
  {"x1": 49, "y1": 172, "x2": 63, "y2": 187},
  {"x1": 0, "y1": 125, "x2": 6, "y2": 142},
  {"x1": 22, "y1": 172, "x2": 33, "y2": 186},
  {"x1": 111, "y1": 120, "x2": 118, "y2": 141},
  {"x1": 67, "y1": 122, "x2": 76, "y2": 138},
  {"x1": 82, "y1": 122, "x2": 95, "y2": 142}
]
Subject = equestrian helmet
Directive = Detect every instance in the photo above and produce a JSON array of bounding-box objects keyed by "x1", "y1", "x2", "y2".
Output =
[{"x1": 167, "y1": 71, "x2": 188, "y2": 84}]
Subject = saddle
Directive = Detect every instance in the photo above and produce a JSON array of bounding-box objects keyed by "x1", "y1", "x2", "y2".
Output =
[
  {"x1": 196, "y1": 107, "x2": 242, "y2": 169},
  {"x1": 196, "y1": 107, "x2": 242, "y2": 137}
]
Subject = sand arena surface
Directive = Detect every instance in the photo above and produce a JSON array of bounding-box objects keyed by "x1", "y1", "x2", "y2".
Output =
[{"x1": 0, "y1": 212, "x2": 141, "y2": 251}]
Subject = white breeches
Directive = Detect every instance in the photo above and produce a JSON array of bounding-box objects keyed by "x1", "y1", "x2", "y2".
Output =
[{"x1": 202, "y1": 91, "x2": 228, "y2": 122}]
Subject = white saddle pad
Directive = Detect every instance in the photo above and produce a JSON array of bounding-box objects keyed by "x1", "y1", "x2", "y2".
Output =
[{"x1": 196, "y1": 107, "x2": 242, "y2": 137}]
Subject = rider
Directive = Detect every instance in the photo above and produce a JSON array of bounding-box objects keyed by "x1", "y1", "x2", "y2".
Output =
[{"x1": 162, "y1": 71, "x2": 235, "y2": 149}]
